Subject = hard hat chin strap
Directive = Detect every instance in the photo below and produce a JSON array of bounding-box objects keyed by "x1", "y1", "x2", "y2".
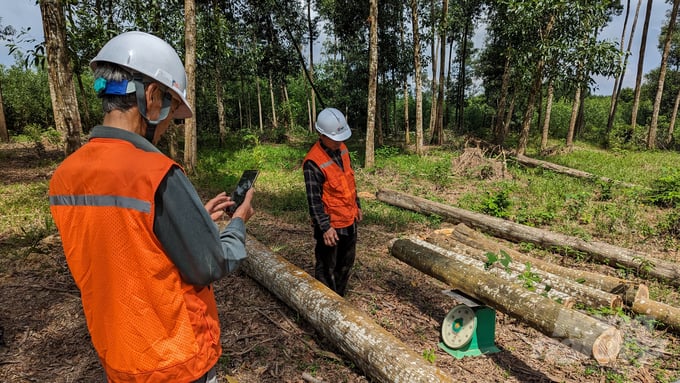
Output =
[{"x1": 133, "y1": 78, "x2": 172, "y2": 142}]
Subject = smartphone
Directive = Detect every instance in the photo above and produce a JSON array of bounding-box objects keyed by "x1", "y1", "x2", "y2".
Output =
[{"x1": 227, "y1": 170, "x2": 259, "y2": 213}]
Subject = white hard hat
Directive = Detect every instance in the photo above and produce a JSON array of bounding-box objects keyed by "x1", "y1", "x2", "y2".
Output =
[
  {"x1": 315, "y1": 107, "x2": 351, "y2": 141},
  {"x1": 90, "y1": 31, "x2": 192, "y2": 119}
]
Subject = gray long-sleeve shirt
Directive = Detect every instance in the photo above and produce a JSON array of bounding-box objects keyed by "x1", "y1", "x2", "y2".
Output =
[{"x1": 90, "y1": 126, "x2": 247, "y2": 286}]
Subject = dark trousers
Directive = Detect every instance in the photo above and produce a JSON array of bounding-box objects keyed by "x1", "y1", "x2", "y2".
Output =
[{"x1": 313, "y1": 224, "x2": 357, "y2": 297}]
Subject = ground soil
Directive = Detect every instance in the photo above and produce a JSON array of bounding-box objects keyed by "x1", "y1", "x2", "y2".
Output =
[{"x1": 0, "y1": 143, "x2": 678, "y2": 383}]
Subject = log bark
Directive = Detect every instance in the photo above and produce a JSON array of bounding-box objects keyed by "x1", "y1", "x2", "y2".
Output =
[
  {"x1": 427, "y1": 230, "x2": 623, "y2": 310},
  {"x1": 423, "y1": 235, "x2": 576, "y2": 307},
  {"x1": 632, "y1": 284, "x2": 680, "y2": 331},
  {"x1": 390, "y1": 237, "x2": 622, "y2": 365},
  {"x1": 514, "y1": 154, "x2": 641, "y2": 189},
  {"x1": 241, "y1": 237, "x2": 455, "y2": 383},
  {"x1": 446, "y1": 224, "x2": 636, "y2": 299},
  {"x1": 377, "y1": 189, "x2": 680, "y2": 287}
]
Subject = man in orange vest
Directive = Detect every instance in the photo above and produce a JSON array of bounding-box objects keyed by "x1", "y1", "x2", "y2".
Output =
[
  {"x1": 49, "y1": 31, "x2": 254, "y2": 383},
  {"x1": 303, "y1": 107, "x2": 362, "y2": 297}
]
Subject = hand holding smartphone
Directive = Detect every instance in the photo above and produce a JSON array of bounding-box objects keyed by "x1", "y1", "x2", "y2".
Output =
[{"x1": 227, "y1": 170, "x2": 259, "y2": 214}]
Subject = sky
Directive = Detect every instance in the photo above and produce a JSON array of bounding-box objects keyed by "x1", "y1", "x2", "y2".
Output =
[{"x1": 0, "y1": 0, "x2": 672, "y2": 96}]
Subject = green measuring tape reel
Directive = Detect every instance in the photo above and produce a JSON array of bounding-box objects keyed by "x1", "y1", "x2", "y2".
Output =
[{"x1": 438, "y1": 290, "x2": 501, "y2": 359}]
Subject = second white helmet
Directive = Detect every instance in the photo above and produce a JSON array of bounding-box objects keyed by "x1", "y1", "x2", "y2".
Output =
[{"x1": 315, "y1": 107, "x2": 351, "y2": 141}]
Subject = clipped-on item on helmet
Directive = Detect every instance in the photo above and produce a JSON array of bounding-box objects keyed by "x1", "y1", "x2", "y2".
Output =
[
  {"x1": 90, "y1": 31, "x2": 192, "y2": 119},
  {"x1": 315, "y1": 107, "x2": 351, "y2": 141},
  {"x1": 93, "y1": 78, "x2": 136, "y2": 96}
]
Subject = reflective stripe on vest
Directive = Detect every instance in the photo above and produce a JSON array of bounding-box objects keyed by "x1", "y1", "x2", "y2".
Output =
[{"x1": 49, "y1": 194, "x2": 151, "y2": 213}]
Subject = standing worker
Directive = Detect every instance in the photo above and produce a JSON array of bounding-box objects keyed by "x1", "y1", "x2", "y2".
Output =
[
  {"x1": 303, "y1": 107, "x2": 362, "y2": 297},
  {"x1": 49, "y1": 31, "x2": 254, "y2": 383}
]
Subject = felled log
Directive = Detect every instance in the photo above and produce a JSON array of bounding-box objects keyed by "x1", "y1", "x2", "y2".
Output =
[
  {"x1": 421, "y1": 234, "x2": 576, "y2": 307},
  {"x1": 446, "y1": 223, "x2": 637, "y2": 302},
  {"x1": 390, "y1": 237, "x2": 623, "y2": 365},
  {"x1": 514, "y1": 154, "x2": 641, "y2": 189},
  {"x1": 377, "y1": 188, "x2": 680, "y2": 287},
  {"x1": 441, "y1": 225, "x2": 680, "y2": 332},
  {"x1": 241, "y1": 237, "x2": 455, "y2": 383},
  {"x1": 632, "y1": 285, "x2": 680, "y2": 331},
  {"x1": 426, "y1": 231, "x2": 623, "y2": 310}
]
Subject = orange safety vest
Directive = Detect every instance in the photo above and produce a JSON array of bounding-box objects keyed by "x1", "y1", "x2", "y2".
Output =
[
  {"x1": 304, "y1": 141, "x2": 359, "y2": 228},
  {"x1": 49, "y1": 138, "x2": 220, "y2": 383}
]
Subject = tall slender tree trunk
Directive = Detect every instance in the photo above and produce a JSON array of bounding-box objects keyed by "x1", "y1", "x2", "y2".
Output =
[
  {"x1": 494, "y1": 54, "x2": 512, "y2": 146},
  {"x1": 630, "y1": 0, "x2": 653, "y2": 137},
  {"x1": 608, "y1": 0, "x2": 643, "y2": 140},
  {"x1": 607, "y1": 0, "x2": 632, "y2": 136},
  {"x1": 567, "y1": 77, "x2": 582, "y2": 150},
  {"x1": 40, "y1": 0, "x2": 82, "y2": 155},
  {"x1": 410, "y1": 0, "x2": 424, "y2": 155},
  {"x1": 540, "y1": 79, "x2": 555, "y2": 152},
  {"x1": 432, "y1": 0, "x2": 448, "y2": 145},
  {"x1": 457, "y1": 18, "x2": 470, "y2": 134},
  {"x1": 256, "y1": 79, "x2": 263, "y2": 132},
  {"x1": 400, "y1": 10, "x2": 410, "y2": 145},
  {"x1": 268, "y1": 72, "x2": 278, "y2": 130},
  {"x1": 183, "y1": 0, "x2": 197, "y2": 173},
  {"x1": 648, "y1": 0, "x2": 680, "y2": 149},
  {"x1": 0, "y1": 79, "x2": 8, "y2": 142},
  {"x1": 667, "y1": 86, "x2": 680, "y2": 146},
  {"x1": 428, "y1": 38, "x2": 439, "y2": 144},
  {"x1": 216, "y1": 68, "x2": 227, "y2": 146},
  {"x1": 307, "y1": 0, "x2": 317, "y2": 127},
  {"x1": 365, "y1": 0, "x2": 378, "y2": 168}
]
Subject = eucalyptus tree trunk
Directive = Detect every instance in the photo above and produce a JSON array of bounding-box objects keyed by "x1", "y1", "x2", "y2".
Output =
[
  {"x1": 608, "y1": 0, "x2": 642, "y2": 139},
  {"x1": 667, "y1": 87, "x2": 680, "y2": 146},
  {"x1": 648, "y1": 0, "x2": 680, "y2": 149},
  {"x1": 567, "y1": 64, "x2": 583, "y2": 150},
  {"x1": 432, "y1": 0, "x2": 448, "y2": 145},
  {"x1": 256, "y1": 79, "x2": 263, "y2": 132},
  {"x1": 517, "y1": 14, "x2": 554, "y2": 156},
  {"x1": 410, "y1": 0, "x2": 424, "y2": 155},
  {"x1": 268, "y1": 72, "x2": 278, "y2": 130},
  {"x1": 40, "y1": 0, "x2": 82, "y2": 155},
  {"x1": 307, "y1": 0, "x2": 317, "y2": 127},
  {"x1": 184, "y1": 0, "x2": 197, "y2": 173},
  {"x1": 428, "y1": 36, "x2": 439, "y2": 145},
  {"x1": 540, "y1": 79, "x2": 554, "y2": 152},
  {"x1": 365, "y1": 0, "x2": 378, "y2": 168},
  {"x1": 494, "y1": 54, "x2": 511, "y2": 146},
  {"x1": 0, "y1": 79, "x2": 7, "y2": 142},
  {"x1": 400, "y1": 9, "x2": 410, "y2": 145},
  {"x1": 630, "y1": 0, "x2": 653, "y2": 137},
  {"x1": 216, "y1": 68, "x2": 227, "y2": 146}
]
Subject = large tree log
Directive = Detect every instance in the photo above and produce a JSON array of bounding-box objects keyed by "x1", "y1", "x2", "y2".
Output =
[
  {"x1": 632, "y1": 285, "x2": 680, "y2": 331},
  {"x1": 390, "y1": 237, "x2": 623, "y2": 365},
  {"x1": 443, "y1": 224, "x2": 680, "y2": 332},
  {"x1": 447, "y1": 224, "x2": 636, "y2": 300},
  {"x1": 241, "y1": 237, "x2": 455, "y2": 383},
  {"x1": 377, "y1": 188, "x2": 680, "y2": 287},
  {"x1": 426, "y1": 231, "x2": 623, "y2": 310},
  {"x1": 514, "y1": 154, "x2": 641, "y2": 189}
]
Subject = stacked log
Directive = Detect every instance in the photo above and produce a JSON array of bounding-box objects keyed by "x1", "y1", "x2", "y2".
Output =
[
  {"x1": 376, "y1": 188, "x2": 680, "y2": 287},
  {"x1": 432, "y1": 223, "x2": 680, "y2": 332},
  {"x1": 241, "y1": 237, "x2": 455, "y2": 383},
  {"x1": 427, "y1": 228, "x2": 623, "y2": 310},
  {"x1": 390, "y1": 237, "x2": 623, "y2": 365}
]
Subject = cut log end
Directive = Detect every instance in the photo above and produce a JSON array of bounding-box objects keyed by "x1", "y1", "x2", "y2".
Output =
[{"x1": 592, "y1": 327, "x2": 623, "y2": 365}]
